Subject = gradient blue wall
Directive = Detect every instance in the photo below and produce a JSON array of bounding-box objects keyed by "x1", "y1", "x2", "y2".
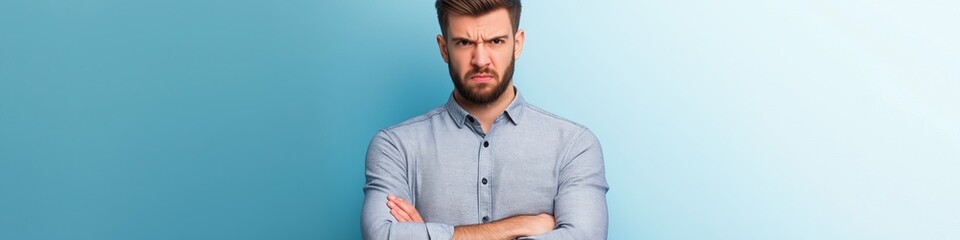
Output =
[{"x1": 1, "y1": 1, "x2": 957, "y2": 239}]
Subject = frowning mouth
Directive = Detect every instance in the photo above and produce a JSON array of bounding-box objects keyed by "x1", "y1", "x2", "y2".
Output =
[{"x1": 470, "y1": 74, "x2": 494, "y2": 83}]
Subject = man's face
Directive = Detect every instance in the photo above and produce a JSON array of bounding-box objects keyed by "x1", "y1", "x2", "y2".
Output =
[{"x1": 438, "y1": 8, "x2": 524, "y2": 104}]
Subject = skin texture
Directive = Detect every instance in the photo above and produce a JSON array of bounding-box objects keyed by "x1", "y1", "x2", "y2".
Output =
[{"x1": 386, "y1": 8, "x2": 555, "y2": 240}]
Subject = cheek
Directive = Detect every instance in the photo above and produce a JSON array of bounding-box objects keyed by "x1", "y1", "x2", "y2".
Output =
[
  {"x1": 492, "y1": 51, "x2": 514, "y2": 70},
  {"x1": 450, "y1": 55, "x2": 473, "y2": 74}
]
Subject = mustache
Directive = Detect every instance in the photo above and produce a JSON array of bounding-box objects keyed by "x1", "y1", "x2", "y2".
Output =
[{"x1": 466, "y1": 67, "x2": 499, "y2": 79}]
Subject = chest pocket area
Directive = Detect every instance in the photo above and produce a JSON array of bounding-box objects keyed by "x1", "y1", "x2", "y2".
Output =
[{"x1": 492, "y1": 154, "x2": 559, "y2": 216}]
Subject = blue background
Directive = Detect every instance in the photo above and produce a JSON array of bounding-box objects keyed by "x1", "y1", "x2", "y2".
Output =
[{"x1": 1, "y1": 0, "x2": 958, "y2": 239}]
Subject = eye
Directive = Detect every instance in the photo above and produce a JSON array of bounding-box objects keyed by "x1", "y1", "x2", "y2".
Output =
[
  {"x1": 456, "y1": 40, "x2": 472, "y2": 46},
  {"x1": 491, "y1": 39, "x2": 505, "y2": 45}
]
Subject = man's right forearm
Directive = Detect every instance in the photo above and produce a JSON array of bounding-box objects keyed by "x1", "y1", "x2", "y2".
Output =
[{"x1": 453, "y1": 214, "x2": 555, "y2": 240}]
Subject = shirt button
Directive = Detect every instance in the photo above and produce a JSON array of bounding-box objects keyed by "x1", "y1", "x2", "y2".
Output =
[
  {"x1": 483, "y1": 141, "x2": 489, "y2": 148},
  {"x1": 481, "y1": 178, "x2": 488, "y2": 185},
  {"x1": 482, "y1": 216, "x2": 490, "y2": 223}
]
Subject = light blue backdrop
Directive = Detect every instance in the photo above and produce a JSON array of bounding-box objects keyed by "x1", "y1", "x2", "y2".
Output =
[{"x1": 1, "y1": 1, "x2": 957, "y2": 239}]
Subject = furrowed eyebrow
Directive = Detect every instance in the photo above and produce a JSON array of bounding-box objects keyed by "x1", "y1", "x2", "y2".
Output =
[
  {"x1": 449, "y1": 35, "x2": 511, "y2": 43},
  {"x1": 486, "y1": 35, "x2": 510, "y2": 41},
  {"x1": 450, "y1": 37, "x2": 476, "y2": 43}
]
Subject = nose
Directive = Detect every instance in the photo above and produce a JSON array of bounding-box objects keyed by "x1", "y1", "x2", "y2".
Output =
[{"x1": 471, "y1": 43, "x2": 492, "y2": 69}]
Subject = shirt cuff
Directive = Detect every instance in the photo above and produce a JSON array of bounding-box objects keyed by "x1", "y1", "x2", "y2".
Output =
[{"x1": 425, "y1": 222, "x2": 454, "y2": 240}]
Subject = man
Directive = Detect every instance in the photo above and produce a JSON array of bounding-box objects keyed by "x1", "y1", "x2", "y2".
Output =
[{"x1": 361, "y1": 0, "x2": 608, "y2": 239}]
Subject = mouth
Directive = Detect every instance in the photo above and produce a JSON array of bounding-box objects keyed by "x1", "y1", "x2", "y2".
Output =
[{"x1": 470, "y1": 74, "x2": 494, "y2": 83}]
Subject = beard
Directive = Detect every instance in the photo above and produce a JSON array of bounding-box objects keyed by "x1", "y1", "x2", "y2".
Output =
[{"x1": 448, "y1": 56, "x2": 515, "y2": 105}]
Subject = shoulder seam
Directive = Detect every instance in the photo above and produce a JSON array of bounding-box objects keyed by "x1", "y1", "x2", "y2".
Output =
[
  {"x1": 383, "y1": 106, "x2": 446, "y2": 132},
  {"x1": 525, "y1": 104, "x2": 588, "y2": 130},
  {"x1": 556, "y1": 127, "x2": 588, "y2": 175}
]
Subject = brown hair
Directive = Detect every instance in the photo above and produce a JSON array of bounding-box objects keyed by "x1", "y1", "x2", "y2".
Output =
[{"x1": 435, "y1": 0, "x2": 522, "y2": 37}]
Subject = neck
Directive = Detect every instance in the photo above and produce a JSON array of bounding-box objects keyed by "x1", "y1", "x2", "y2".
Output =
[{"x1": 454, "y1": 85, "x2": 516, "y2": 134}]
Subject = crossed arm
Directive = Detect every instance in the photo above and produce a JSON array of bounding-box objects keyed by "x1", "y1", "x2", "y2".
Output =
[
  {"x1": 361, "y1": 179, "x2": 557, "y2": 240},
  {"x1": 362, "y1": 129, "x2": 608, "y2": 240},
  {"x1": 386, "y1": 194, "x2": 556, "y2": 240}
]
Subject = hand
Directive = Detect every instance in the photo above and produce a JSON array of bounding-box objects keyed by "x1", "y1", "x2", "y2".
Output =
[
  {"x1": 520, "y1": 213, "x2": 556, "y2": 237},
  {"x1": 386, "y1": 194, "x2": 423, "y2": 223}
]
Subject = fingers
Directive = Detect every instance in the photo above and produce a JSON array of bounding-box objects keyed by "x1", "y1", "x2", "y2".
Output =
[
  {"x1": 393, "y1": 197, "x2": 424, "y2": 223},
  {"x1": 391, "y1": 205, "x2": 414, "y2": 222},
  {"x1": 385, "y1": 194, "x2": 424, "y2": 223},
  {"x1": 386, "y1": 195, "x2": 407, "y2": 222},
  {"x1": 386, "y1": 195, "x2": 412, "y2": 222}
]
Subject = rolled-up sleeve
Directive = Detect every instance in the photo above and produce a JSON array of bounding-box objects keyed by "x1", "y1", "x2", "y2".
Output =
[
  {"x1": 522, "y1": 128, "x2": 609, "y2": 240},
  {"x1": 361, "y1": 130, "x2": 455, "y2": 240}
]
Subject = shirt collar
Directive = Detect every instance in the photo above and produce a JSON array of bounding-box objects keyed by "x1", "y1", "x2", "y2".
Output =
[{"x1": 445, "y1": 88, "x2": 527, "y2": 128}]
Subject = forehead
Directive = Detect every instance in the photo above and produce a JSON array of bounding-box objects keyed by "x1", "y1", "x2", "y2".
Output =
[{"x1": 446, "y1": 8, "x2": 513, "y2": 38}]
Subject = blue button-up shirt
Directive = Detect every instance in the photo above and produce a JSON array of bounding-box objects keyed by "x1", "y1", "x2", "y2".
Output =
[{"x1": 361, "y1": 91, "x2": 608, "y2": 239}]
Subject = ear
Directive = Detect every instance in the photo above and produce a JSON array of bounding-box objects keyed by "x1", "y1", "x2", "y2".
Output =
[
  {"x1": 513, "y1": 29, "x2": 525, "y2": 60},
  {"x1": 437, "y1": 34, "x2": 449, "y2": 63}
]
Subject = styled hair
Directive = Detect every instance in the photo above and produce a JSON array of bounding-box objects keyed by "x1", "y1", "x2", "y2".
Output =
[{"x1": 435, "y1": 0, "x2": 522, "y2": 37}]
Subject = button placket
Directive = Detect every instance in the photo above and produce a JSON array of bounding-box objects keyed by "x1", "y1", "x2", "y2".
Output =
[{"x1": 477, "y1": 136, "x2": 493, "y2": 224}]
